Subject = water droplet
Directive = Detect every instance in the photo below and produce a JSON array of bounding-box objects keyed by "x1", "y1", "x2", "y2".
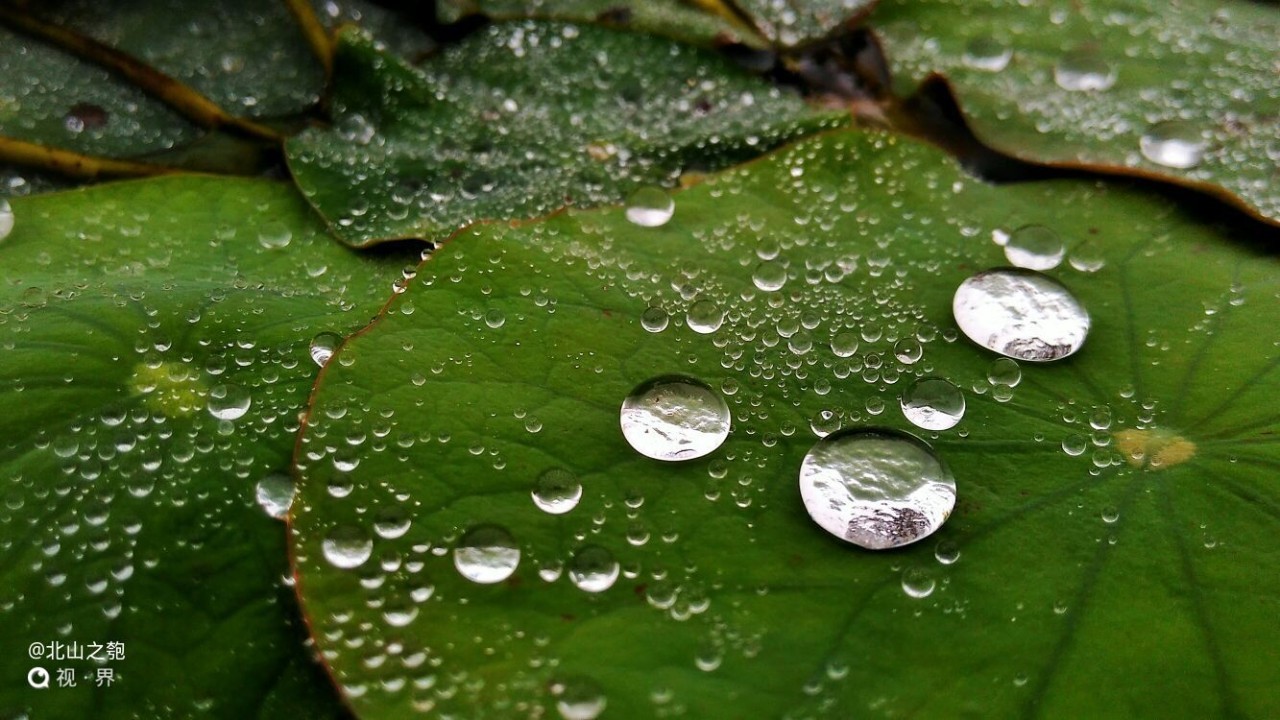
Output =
[
  {"x1": 454, "y1": 525, "x2": 520, "y2": 584},
  {"x1": 1068, "y1": 240, "x2": 1106, "y2": 273},
  {"x1": 310, "y1": 331, "x2": 342, "y2": 367},
  {"x1": 567, "y1": 545, "x2": 619, "y2": 593},
  {"x1": 893, "y1": 337, "x2": 923, "y2": 364},
  {"x1": 206, "y1": 383, "x2": 251, "y2": 420},
  {"x1": 641, "y1": 307, "x2": 669, "y2": 333},
  {"x1": 830, "y1": 331, "x2": 859, "y2": 358},
  {"x1": 625, "y1": 187, "x2": 674, "y2": 227},
  {"x1": 552, "y1": 677, "x2": 607, "y2": 720},
  {"x1": 963, "y1": 37, "x2": 1012, "y2": 72},
  {"x1": 0, "y1": 199, "x2": 13, "y2": 242},
  {"x1": 1062, "y1": 434, "x2": 1087, "y2": 456},
  {"x1": 255, "y1": 473, "x2": 295, "y2": 520},
  {"x1": 901, "y1": 567, "x2": 936, "y2": 599},
  {"x1": 1140, "y1": 120, "x2": 1208, "y2": 169},
  {"x1": 373, "y1": 506, "x2": 412, "y2": 539},
  {"x1": 900, "y1": 378, "x2": 965, "y2": 431},
  {"x1": 685, "y1": 299, "x2": 724, "y2": 334},
  {"x1": 322, "y1": 526, "x2": 373, "y2": 569},
  {"x1": 953, "y1": 269, "x2": 1090, "y2": 361},
  {"x1": 620, "y1": 375, "x2": 730, "y2": 461},
  {"x1": 798, "y1": 429, "x2": 956, "y2": 550},
  {"x1": 987, "y1": 358, "x2": 1022, "y2": 387},
  {"x1": 532, "y1": 468, "x2": 583, "y2": 515},
  {"x1": 752, "y1": 260, "x2": 787, "y2": 291},
  {"x1": 1054, "y1": 48, "x2": 1115, "y2": 91},
  {"x1": 257, "y1": 221, "x2": 293, "y2": 249},
  {"x1": 1101, "y1": 506, "x2": 1120, "y2": 524},
  {"x1": 934, "y1": 539, "x2": 960, "y2": 565},
  {"x1": 484, "y1": 309, "x2": 506, "y2": 328},
  {"x1": 1004, "y1": 225, "x2": 1064, "y2": 271}
]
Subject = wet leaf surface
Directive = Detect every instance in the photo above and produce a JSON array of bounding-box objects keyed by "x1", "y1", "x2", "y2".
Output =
[
  {"x1": 291, "y1": 130, "x2": 1280, "y2": 718},
  {"x1": 872, "y1": 0, "x2": 1280, "y2": 224},
  {"x1": 0, "y1": 177, "x2": 410, "y2": 719},
  {"x1": 285, "y1": 22, "x2": 847, "y2": 248}
]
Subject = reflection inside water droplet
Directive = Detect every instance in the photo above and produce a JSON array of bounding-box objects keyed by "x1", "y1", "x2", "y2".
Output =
[
  {"x1": 641, "y1": 306, "x2": 669, "y2": 333},
  {"x1": 620, "y1": 375, "x2": 730, "y2": 461},
  {"x1": 798, "y1": 429, "x2": 956, "y2": 550},
  {"x1": 953, "y1": 268, "x2": 1090, "y2": 361},
  {"x1": 207, "y1": 383, "x2": 251, "y2": 420},
  {"x1": 1054, "y1": 48, "x2": 1115, "y2": 91},
  {"x1": 901, "y1": 567, "x2": 936, "y2": 599},
  {"x1": 532, "y1": 468, "x2": 583, "y2": 515},
  {"x1": 752, "y1": 260, "x2": 787, "y2": 291},
  {"x1": 310, "y1": 331, "x2": 342, "y2": 367},
  {"x1": 625, "y1": 187, "x2": 674, "y2": 227},
  {"x1": 553, "y1": 676, "x2": 608, "y2": 720},
  {"x1": 900, "y1": 377, "x2": 965, "y2": 431},
  {"x1": 322, "y1": 525, "x2": 373, "y2": 569},
  {"x1": 567, "y1": 545, "x2": 619, "y2": 593},
  {"x1": 1140, "y1": 120, "x2": 1208, "y2": 169},
  {"x1": 255, "y1": 473, "x2": 295, "y2": 520},
  {"x1": 454, "y1": 525, "x2": 520, "y2": 584},
  {"x1": 685, "y1": 299, "x2": 724, "y2": 334},
  {"x1": 1005, "y1": 225, "x2": 1064, "y2": 271}
]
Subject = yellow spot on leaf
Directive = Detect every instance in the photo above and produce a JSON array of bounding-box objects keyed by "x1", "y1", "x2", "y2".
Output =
[
  {"x1": 1114, "y1": 428, "x2": 1196, "y2": 470},
  {"x1": 129, "y1": 361, "x2": 207, "y2": 418}
]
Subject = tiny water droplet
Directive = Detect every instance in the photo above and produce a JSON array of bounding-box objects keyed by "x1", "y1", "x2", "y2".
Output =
[
  {"x1": 1005, "y1": 225, "x2": 1064, "y2": 271},
  {"x1": 900, "y1": 377, "x2": 965, "y2": 431},
  {"x1": 620, "y1": 375, "x2": 730, "y2": 461},
  {"x1": 625, "y1": 187, "x2": 674, "y2": 227},
  {"x1": 454, "y1": 525, "x2": 520, "y2": 584},
  {"x1": 953, "y1": 269, "x2": 1090, "y2": 361},
  {"x1": 532, "y1": 468, "x2": 583, "y2": 515},
  {"x1": 322, "y1": 525, "x2": 373, "y2": 569},
  {"x1": 567, "y1": 545, "x2": 620, "y2": 593},
  {"x1": 1140, "y1": 120, "x2": 1208, "y2": 169},
  {"x1": 799, "y1": 429, "x2": 956, "y2": 550}
]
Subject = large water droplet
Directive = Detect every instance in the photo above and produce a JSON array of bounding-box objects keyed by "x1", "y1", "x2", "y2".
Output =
[
  {"x1": 255, "y1": 473, "x2": 295, "y2": 520},
  {"x1": 553, "y1": 677, "x2": 608, "y2": 720},
  {"x1": 1140, "y1": 120, "x2": 1208, "y2": 169},
  {"x1": 258, "y1": 221, "x2": 293, "y2": 249},
  {"x1": 901, "y1": 567, "x2": 936, "y2": 599},
  {"x1": 310, "y1": 331, "x2": 342, "y2": 367},
  {"x1": 963, "y1": 37, "x2": 1012, "y2": 72},
  {"x1": 641, "y1": 307, "x2": 669, "y2": 333},
  {"x1": 752, "y1": 261, "x2": 787, "y2": 291},
  {"x1": 207, "y1": 383, "x2": 251, "y2": 420},
  {"x1": 900, "y1": 378, "x2": 965, "y2": 431},
  {"x1": 322, "y1": 525, "x2": 373, "y2": 569},
  {"x1": 1005, "y1": 225, "x2": 1064, "y2": 271},
  {"x1": 1054, "y1": 48, "x2": 1115, "y2": 91},
  {"x1": 532, "y1": 468, "x2": 583, "y2": 515},
  {"x1": 685, "y1": 299, "x2": 724, "y2": 334},
  {"x1": 567, "y1": 545, "x2": 619, "y2": 593},
  {"x1": 0, "y1": 199, "x2": 13, "y2": 242},
  {"x1": 454, "y1": 525, "x2": 520, "y2": 584},
  {"x1": 953, "y1": 269, "x2": 1090, "y2": 361},
  {"x1": 625, "y1": 187, "x2": 674, "y2": 227},
  {"x1": 798, "y1": 429, "x2": 956, "y2": 550},
  {"x1": 620, "y1": 375, "x2": 730, "y2": 461}
]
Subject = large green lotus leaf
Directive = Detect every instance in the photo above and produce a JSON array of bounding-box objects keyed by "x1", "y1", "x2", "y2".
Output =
[
  {"x1": 872, "y1": 0, "x2": 1280, "y2": 224},
  {"x1": 290, "y1": 129, "x2": 1280, "y2": 718},
  {"x1": 0, "y1": 22, "x2": 199, "y2": 157},
  {"x1": 439, "y1": 0, "x2": 880, "y2": 48},
  {"x1": 285, "y1": 22, "x2": 847, "y2": 248},
  {"x1": 0, "y1": 177, "x2": 411, "y2": 719}
]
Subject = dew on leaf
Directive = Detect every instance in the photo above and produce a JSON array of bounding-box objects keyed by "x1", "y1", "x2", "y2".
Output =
[
  {"x1": 532, "y1": 468, "x2": 583, "y2": 515},
  {"x1": 962, "y1": 37, "x2": 1012, "y2": 72},
  {"x1": 1140, "y1": 120, "x2": 1208, "y2": 169},
  {"x1": 686, "y1": 299, "x2": 725, "y2": 334},
  {"x1": 798, "y1": 429, "x2": 956, "y2": 550},
  {"x1": 620, "y1": 375, "x2": 730, "y2": 461},
  {"x1": 901, "y1": 567, "x2": 937, "y2": 599},
  {"x1": 255, "y1": 473, "x2": 295, "y2": 520},
  {"x1": 752, "y1": 260, "x2": 787, "y2": 291},
  {"x1": 552, "y1": 676, "x2": 608, "y2": 720},
  {"x1": 1053, "y1": 47, "x2": 1116, "y2": 91},
  {"x1": 1004, "y1": 225, "x2": 1065, "y2": 271},
  {"x1": 641, "y1": 306, "x2": 669, "y2": 333},
  {"x1": 373, "y1": 506, "x2": 412, "y2": 539},
  {"x1": 567, "y1": 545, "x2": 620, "y2": 593},
  {"x1": 987, "y1": 357, "x2": 1023, "y2": 387},
  {"x1": 310, "y1": 331, "x2": 343, "y2": 367},
  {"x1": 900, "y1": 377, "x2": 965, "y2": 431},
  {"x1": 206, "y1": 383, "x2": 251, "y2": 420},
  {"x1": 0, "y1": 199, "x2": 13, "y2": 241},
  {"x1": 322, "y1": 525, "x2": 374, "y2": 570},
  {"x1": 454, "y1": 525, "x2": 520, "y2": 584},
  {"x1": 257, "y1": 221, "x2": 293, "y2": 249},
  {"x1": 625, "y1": 187, "x2": 674, "y2": 228},
  {"x1": 935, "y1": 539, "x2": 961, "y2": 565},
  {"x1": 953, "y1": 268, "x2": 1090, "y2": 361}
]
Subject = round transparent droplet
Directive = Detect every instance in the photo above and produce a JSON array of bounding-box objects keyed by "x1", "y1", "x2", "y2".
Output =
[
  {"x1": 934, "y1": 539, "x2": 961, "y2": 565},
  {"x1": 620, "y1": 375, "x2": 730, "y2": 461},
  {"x1": 1062, "y1": 434, "x2": 1087, "y2": 456},
  {"x1": 953, "y1": 268, "x2": 1090, "y2": 361},
  {"x1": 901, "y1": 567, "x2": 936, "y2": 599},
  {"x1": 322, "y1": 525, "x2": 373, "y2": 569},
  {"x1": 1068, "y1": 240, "x2": 1106, "y2": 273},
  {"x1": 373, "y1": 505, "x2": 412, "y2": 539},
  {"x1": 830, "y1": 331, "x2": 859, "y2": 358},
  {"x1": 255, "y1": 473, "x2": 295, "y2": 520},
  {"x1": 685, "y1": 300, "x2": 724, "y2": 334},
  {"x1": 893, "y1": 337, "x2": 923, "y2": 364},
  {"x1": 641, "y1": 306, "x2": 669, "y2": 333},
  {"x1": 257, "y1": 221, "x2": 293, "y2": 249},
  {"x1": 567, "y1": 545, "x2": 620, "y2": 593},
  {"x1": 553, "y1": 677, "x2": 607, "y2": 720},
  {"x1": 310, "y1": 331, "x2": 343, "y2": 367},
  {"x1": 798, "y1": 429, "x2": 956, "y2": 550},
  {"x1": 900, "y1": 378, "x2": 965, "y2": 431},
  {"x1": 987, "y1": 357, "x2": 1022, "y2": 387},
  {"x1": 625, "y1": 187, "x2": 674, "y2": 228},
  {"x1": 1140, "y1": 120, "x2": 1208, "y2": 169},
  {"x1": 484, "y1": 309, "x2": 506, "y2": 329},
  {"x1": 1054, "y1": 48, "x2": 1116, "y2": 91},
  {"x1": 0, "y1": 199, "x2": 13, "y2": 242},
  {"x1": 963, "y1": 37, "x2": 1012, "y2": 72},
  {"x1": 532, "y1": 468, "x2": 583, "y2": 515},
  {"x1": 454, "y1": 525, "x2": 520, "y2": 584},
  {"x1": 207, "y1": 383, "x2": 251, "y2": 420},
  {"x1": 752, "y1": 260, "x2": 787, "y2": 292},
  {"x1": 1005, "y1": 225, "x2": 1064, "y2": 271}
]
